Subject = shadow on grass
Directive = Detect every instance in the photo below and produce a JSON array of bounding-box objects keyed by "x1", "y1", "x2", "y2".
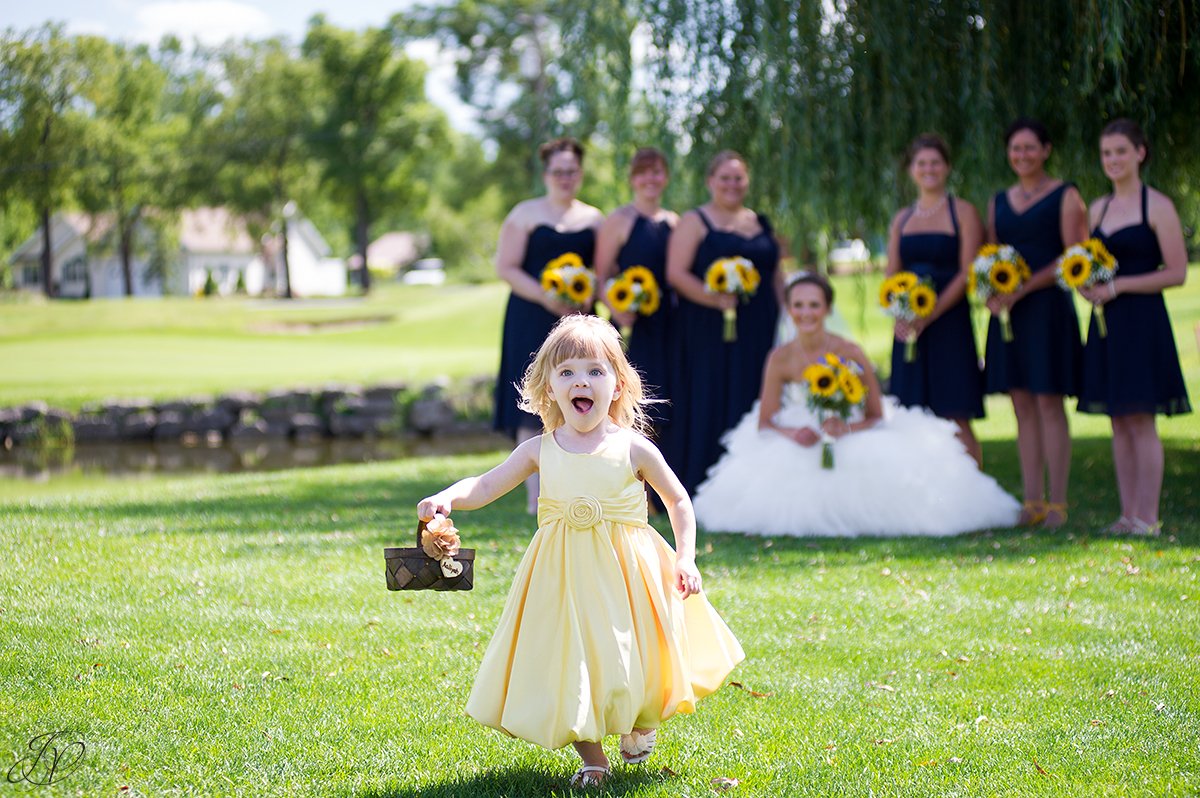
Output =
[
  {"x1": 362, "y1": 765, "x2": 670, "y2": 798},
  {"x1": 42, "y1": 436, "x2": 1200, "y2": 557}
]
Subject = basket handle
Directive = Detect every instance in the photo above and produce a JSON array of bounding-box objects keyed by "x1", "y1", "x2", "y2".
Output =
[{"x1": 416, "y1": 518, "x2": 427, "y2": 547}]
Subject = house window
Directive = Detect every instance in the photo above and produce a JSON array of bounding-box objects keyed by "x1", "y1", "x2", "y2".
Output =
[
  {"x1": 22, "y1": 265, "x2": 40, "y2": 286},
  {"x1": 63, "y1": 257, "x2": 87, "y2": 282}
]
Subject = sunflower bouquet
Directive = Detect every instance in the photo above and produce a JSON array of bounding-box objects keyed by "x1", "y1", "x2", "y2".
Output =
[
  {"x1": 802, "y1": 353, "x2": 868, "y2": 469},
  {"x1": 540, "y1": 252, "x2": 595, "y2": 310},
  {"x1": 879, "y1": 271, "x2": 937, "y2": 362},
  {"x1": 704, "y1": 256, "x2": 761, "y2": 342},
  {"x1": 604, "y1": 265, "x2": 662, "y2": 339},
  {"x1": 1057, "y1": 238, "x2": 1118, "y2": 337},
  {"x1": 969, "y1": 244, "x2": 1031, "y2": 342}
]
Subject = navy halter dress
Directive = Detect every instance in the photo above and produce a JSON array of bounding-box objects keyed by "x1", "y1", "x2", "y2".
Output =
[
  {"x1": 889, "y1": 197, "x2": 985, "y2": 419},
  {"x1": 617, "y1": 214, "x2": 674, "y2": 428},
  {"x1": 665, "y1": 209, "x2": 780, "y2": 495},
  {"x1": 984, "y1": 183, "x2": 1083, "y2": 396},
  {"x1": 493, "y1": 225, "x2": 596, "y2": 436},
  {"x1": 1078, "y1": 186, "x2": 1191, "y2": 417}
]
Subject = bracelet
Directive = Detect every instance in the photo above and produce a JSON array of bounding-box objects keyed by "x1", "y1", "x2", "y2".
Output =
[{"x1": 1109, "y1": 281, "x2": 1117, "y2": 299}]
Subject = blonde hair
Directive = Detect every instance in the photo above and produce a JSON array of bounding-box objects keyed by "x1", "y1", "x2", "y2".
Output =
[{"x1": 518, "y1": 315, "x2": 652, "y2": 434}]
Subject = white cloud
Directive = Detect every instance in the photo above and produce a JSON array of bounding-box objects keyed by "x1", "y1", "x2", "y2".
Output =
[{"x1": 132, "y1": 1, "x2": 274, "y2": 45}]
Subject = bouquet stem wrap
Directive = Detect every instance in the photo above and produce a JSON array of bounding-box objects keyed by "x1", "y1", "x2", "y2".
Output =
[
  {"x1": 904, "y1": 331, "x2": 917, "y2": 363},
  {"x1": 723, "y1": 307, "x2": 737, "y2": 342},
  {"x1": 1093, "y1": 306, "x2": 1108, "y2": 338},
  {"x1": 999, "y1": 307, "x2": 1014, "y2": 342},
  {"x1": 820, "y1": 435, "x2": 835, "y2": 469}
]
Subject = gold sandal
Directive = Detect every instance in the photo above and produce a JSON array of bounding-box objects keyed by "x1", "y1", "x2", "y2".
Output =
[
  {"x1": 1041, "y1": 502, "x2": 1068, "y2": 528},
  {"x1": 1018, "y1": 500, "x2": 1047, "y2": 526},
  {"x1": 1129, "y1": 518, "x2": 1162, "y2": 537}
]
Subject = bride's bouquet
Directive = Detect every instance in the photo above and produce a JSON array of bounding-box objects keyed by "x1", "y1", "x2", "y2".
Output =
[
  {"x1": 879, "y1": 271, "x2": 937, "y2": 362},
  {"x1": 802, "y1": 353, "x2": 868, "y2": 469},
  {"x1": 1057, "y1": 238, "x2": 1118, "y2": 338},
  {"x1": 704, "y1": 256, "x2": 760, "y2": 342},
  {"x1": 541, "y1": 252, "x2": 595, "y2": 309},
  {"x1": 604, "y1": 265, "x2": 662, "y2": 339},
  {"x1": 969, "y1": 244, "x2": 1030, "y2": 342}
]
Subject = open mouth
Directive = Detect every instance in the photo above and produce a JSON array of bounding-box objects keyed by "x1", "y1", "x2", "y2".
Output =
[{"x1": 571, "y1": 397, "x2": 594, "y2": 414}]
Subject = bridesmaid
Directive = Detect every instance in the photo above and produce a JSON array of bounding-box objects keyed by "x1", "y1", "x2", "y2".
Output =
[
  {"x1": 492, "y1": 136, "x2": 603, "y2": 512},
  {"x1": 665, "y1": 150, "x2": 784, "y2": 495},
  {"x1": 594, "y1": 147, "x2": 678, "y2": 437},
  {"x1": 984, "y1": 118, "x2": 1088, "y2": 528},
  {"x1": 1079, "y1": 119, "x2": 1191, "y2": 536},
  {"x1": 885, "y1": 133, "x2": 985, "y2": 465}
]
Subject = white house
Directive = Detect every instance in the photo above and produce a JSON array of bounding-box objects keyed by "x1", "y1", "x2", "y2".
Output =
[{"x1": 9, "y1": 208, "x2": 347, "y2": 298}]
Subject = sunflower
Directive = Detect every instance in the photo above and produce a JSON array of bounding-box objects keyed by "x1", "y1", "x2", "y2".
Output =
[
  {"x1": 542, "y1": 269, "x2": 565, "y2": 295},
  {"x1": 1084, "y1": 238, "x2": 1117, "y2": 271},
  {"x1": 705, "y1": 262, "x2": 730, "y2": 292},
  {"x1": 910, "y1": 284, "x2": 937, "y2": 316},
  {"x1": 825, "y1": 352, "x2": 841, "y2": 367},
  {"x1": 639, "y1": 285, "x2": 661, "y2": 315},
  {"x1": 1017, "y1": 257, "x2": 1032, "y2": 281},
  {"x1": 967, "y1": 270, "x2": 978, "y2": 299},
  {"x1": 976, "y1": 244, "x2": 1000, "y2": 259},
  {"x1": 735, "y1": 259, "x2": 761, "y2": 293},
  {"x1": 803, "y1": 363, "x2": 838, "y2": 397},
  {"x1": 565, "y1": 270, "x2": 593, "y2": 305},
  {"x1": 989, "y1": 261, "x2": 1019, "y2": 294},
  {"x1": 606, "y1": 278, "x2": 635, "y2": 312},
  {"x1": 546, "y1": 252, "x2": 584, "y2": 271},
  {"x1": 623, "y1": 265, "x2": 657, "y2": 290},
  {"x1": 879, "y1": 276, "x2": 900, "y2": 308},
  {"x1": 1060, "y1": 253, "x2": 1091, "y2": 289},
  {"x1": 839, "y1": 371, "x2": 866, "y2": 404},
  {"x1": 892, "y1": 272, "x2": 919, "y2": 291}
]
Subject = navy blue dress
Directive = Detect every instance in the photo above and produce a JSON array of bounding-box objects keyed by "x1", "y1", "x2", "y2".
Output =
[
  {"x1": 665, "y1": 209, "x2": 780, "y2": 495},
  {"x1": 888, "y1": 198, "x2": 985, "y2": 419},
  {"x1": 1078, "y1": 186, "x2": 1191, "y2": 417},
  {"x1": 493, "y1": 225, "x2": 596, "y2": 436},
  {"x1": 618, "y1": 214, "x2": 674, "y2": 428},
  {"x1": 984, "y1": 183, "x2": 1083, "y2": 396}
]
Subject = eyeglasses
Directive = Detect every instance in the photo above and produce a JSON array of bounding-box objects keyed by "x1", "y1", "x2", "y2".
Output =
[{"x1": 546, "y1": 169, "x2": 581, "y2": 179}]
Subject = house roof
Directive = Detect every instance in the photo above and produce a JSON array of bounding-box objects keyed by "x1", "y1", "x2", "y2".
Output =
[
  {"x1": 179, "y1": 208, "x2": 257, "y2": 254},
  {"x1": 367, "y1": 231, "x2": 428, "y2": 268}
]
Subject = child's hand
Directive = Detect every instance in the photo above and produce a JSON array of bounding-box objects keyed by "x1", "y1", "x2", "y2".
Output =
[
  {"x1": 675, "y1": 557, "x2": 702, "y2": 599},
  {"x1": 417, "y1": 495, "x2": 451, "y2": 522}
]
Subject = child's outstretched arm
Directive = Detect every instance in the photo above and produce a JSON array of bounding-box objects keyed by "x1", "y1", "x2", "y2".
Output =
[
  {"x1": 417, "y1": 437, "x2": 540, "y2": 520},
  {"x1": 630, "y1": 435, "x2": 703, "y2": 599}
]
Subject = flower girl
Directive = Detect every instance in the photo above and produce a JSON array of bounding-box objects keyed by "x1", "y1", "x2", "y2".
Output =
[{"x1": 418, "y1": 315, "x2": 743, "y2": 788}]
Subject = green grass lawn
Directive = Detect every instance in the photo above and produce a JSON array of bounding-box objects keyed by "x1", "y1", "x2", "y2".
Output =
[
  {"x1": 2, "y1": 442, "x2": 1198, "y2": 797},
  {"x1": 2, "y1": 268, "x2": 1199, "y2": 795}
]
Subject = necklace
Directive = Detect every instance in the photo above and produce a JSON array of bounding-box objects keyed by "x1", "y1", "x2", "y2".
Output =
[
  {"x1": 1017, "y1": 176, "x2": 1049, "y2": 202},
  {"x1": 912, "y1": 195, "x2": 946, "y2": 218}
]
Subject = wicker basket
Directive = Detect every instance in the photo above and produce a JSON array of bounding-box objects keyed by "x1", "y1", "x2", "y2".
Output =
[{"x1": 384, "y1": 520, "x2": 474, "y2": 591}]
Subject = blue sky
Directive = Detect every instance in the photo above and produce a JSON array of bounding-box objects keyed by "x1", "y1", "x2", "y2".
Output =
[{"x1": 6, "y1": 0, "x2": 476, "y2": 130}]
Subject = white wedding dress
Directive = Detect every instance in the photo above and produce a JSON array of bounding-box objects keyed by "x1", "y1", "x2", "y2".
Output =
[{"x1": 692, "y1": 384, "x2": 1020, "y2": 537}]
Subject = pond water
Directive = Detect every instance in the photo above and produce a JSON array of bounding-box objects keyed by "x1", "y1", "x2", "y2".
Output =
[{"x1": 0, "y1": 432, "x2": 510, "y2": 483}]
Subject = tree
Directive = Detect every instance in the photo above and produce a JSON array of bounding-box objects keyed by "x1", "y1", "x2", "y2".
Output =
[
  {"x1": 76, "y1": 39, "x2": 178, "y2": 296},
  {"x1": 0, "y1": 25, "x2": 93, "y2": 296},
  {"x1": 206, "y1": 38, "x2": 321, "y2": 298},
  {"x1": 303, "y1": 17, "x2": 449, "y2": 292}
]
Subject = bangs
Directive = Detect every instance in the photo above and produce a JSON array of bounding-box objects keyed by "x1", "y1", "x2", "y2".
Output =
[{"x1": 543, "y1": 331, "x2": 617, "y2": 370}]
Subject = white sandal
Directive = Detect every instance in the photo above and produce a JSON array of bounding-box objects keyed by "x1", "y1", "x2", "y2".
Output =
[
  {"x1": 569, "y1": 764, "x2": 610, "y2": 788},
  {"x1": 619, "y1": 728, "x2": 657, "y2": 765}
]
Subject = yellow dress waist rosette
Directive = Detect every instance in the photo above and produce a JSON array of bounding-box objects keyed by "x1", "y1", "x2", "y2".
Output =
[{"x1": 465, "y1": 430, "x2": 744, "y2": 749}]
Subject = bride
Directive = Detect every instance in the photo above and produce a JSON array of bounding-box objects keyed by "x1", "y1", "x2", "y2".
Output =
[{"x1": 693, "y1": 271, "x2": 1020, "y2": 537}]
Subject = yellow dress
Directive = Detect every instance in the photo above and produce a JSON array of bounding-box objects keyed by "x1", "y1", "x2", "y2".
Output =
[{"x1": 465, "y1": 429, "x2": 745, "y2": 749}]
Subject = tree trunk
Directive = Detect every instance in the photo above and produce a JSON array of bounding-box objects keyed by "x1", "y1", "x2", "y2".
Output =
[
  {"x1": 40, "y1": 206, "x2": 54, "y2": 297},
  {"x1": 280, "y1": 219, "x2": 293, "y2": 299},
  {"x1": 120, "y1": 224, "x2": 134, "y2": 297},
  {"x1": 356, "y1": 192, "x2": 371, "y2": 293}
]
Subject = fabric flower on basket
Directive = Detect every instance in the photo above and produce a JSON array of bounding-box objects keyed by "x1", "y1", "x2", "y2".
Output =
[
  {"x1": 422, "y1": 514, "x2": 464, "y2": 578},
  {"x1": 969, "y1": 243, "x2": 1030, "y2": 342},
  {"x1": 604, "y1": 265, "x2": 662, "y2": 339},
  {"x1": 1057, "y1": 237, "x2": 1118, "y2": 338},
  {"x1": 704, "y1": 256, "x2": 760, "y2": 342},
  {"x1": 541, "y1": 252, "x2": 594, "y2": 310},
  {"x1": 879, "y1": 271, "x2": 936, "y2": 362},
  {"x1": 801, "y1": 353, "x2": 868, "y2": 469}
]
